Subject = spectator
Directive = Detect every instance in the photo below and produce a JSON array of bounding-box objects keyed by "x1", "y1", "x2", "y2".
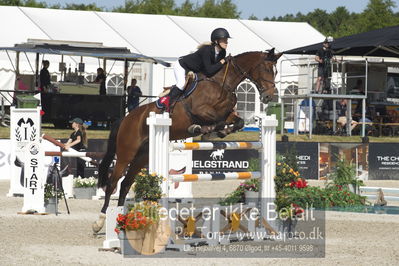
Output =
[
  {"x1": 127, "y1": 78, "x2": 142, "y2": 112},
  {"x1": 351, "y1": 79, "x2": 364, "y2": 95},
  {"x1": 336, "y1": 99, "x2": 358, "y2": 134},
  {"x1": 315, "y1": 37, "x2": 334, "y2": 93},
  {"x1": 39, "y1": 60, "x2": 51, "y2": 92},
  {"x1": 94, "y1": 68, "x2": 106, "y2": 95},
  {"x1": 64, "y1": 117, "x2": 88, "y2": 178}
]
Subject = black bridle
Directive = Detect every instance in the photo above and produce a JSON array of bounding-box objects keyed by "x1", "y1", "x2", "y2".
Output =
[{"x1": 227, "y1": 54, "x2": 277, "y2": 95}]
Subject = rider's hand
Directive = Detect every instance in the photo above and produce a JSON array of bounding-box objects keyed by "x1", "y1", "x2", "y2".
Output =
[{"x1": 220, "y1": 59, "x2": 225, "y2": 64}]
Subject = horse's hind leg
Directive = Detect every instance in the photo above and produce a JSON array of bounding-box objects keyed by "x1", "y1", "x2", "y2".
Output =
[
  {"x1": 117, "y1": 151, "x2": 149, "y2": 206},
  {"x1": 93, "y1": 160, "x2": 128, "y2": 233}
]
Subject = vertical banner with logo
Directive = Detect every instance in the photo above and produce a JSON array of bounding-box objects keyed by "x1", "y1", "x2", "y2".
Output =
[
  {"x1": 22, "y1": 141, "x2": 45, "y2": 213},
  {"x1": 8, "y1": 107, "x2": 41, "y2": 196},
  {"x1": 369, "y1": 143, "x2": 399, "y2": 180},
  {"x1": 276, "y1": 142, "x2": 319, "y2": 180}
]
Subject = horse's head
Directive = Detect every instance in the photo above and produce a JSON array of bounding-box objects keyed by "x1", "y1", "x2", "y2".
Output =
[{"x1": 249, "y1": 49, "x2": 282, "y2": 104}]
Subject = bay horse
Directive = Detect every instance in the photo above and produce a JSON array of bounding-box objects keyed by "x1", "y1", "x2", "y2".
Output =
[{"x1": 92, "y1": 49, "x2": 282, "y2": 232}]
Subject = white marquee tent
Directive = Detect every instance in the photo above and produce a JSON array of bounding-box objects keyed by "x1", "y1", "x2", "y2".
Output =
[{"x1": 0, "y1": 5, "x2": 324, "y2": 121}]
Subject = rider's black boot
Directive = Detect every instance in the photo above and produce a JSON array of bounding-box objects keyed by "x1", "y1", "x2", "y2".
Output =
[{"x1": 169, "y1": 85, "x2": 183, "y2": 106}]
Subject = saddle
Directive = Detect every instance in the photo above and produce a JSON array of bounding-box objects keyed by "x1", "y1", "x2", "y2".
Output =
[
  {"x1": 158, "y1": 71, "x2": 197, "y2": 97},
  {"x1": 156, "y1": 72, "x2": 199, "y2": 110}
]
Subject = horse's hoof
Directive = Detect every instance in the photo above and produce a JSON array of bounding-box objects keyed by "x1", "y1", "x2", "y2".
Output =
[
  {"x1": 92, "y1": 222, "x2": 102, "y2": 233},
  {"x1": 217, "y1": 131, "x2": 227, "y2": 138},
  {"x1": 187, "y1": 124, "x2": 201, "y2": 135},
  {"x1": 92, "y1": 213, "x2": 106, "y2": 233}
]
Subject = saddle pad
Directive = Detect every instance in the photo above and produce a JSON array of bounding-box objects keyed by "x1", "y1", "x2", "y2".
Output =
[{"x1": 155, "y1": 73, "x2": 199, "y2": 110}]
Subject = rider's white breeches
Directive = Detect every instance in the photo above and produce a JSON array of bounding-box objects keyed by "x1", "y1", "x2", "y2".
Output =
[{"x1": 173, "y1": 60, "x2": 186, "y2": 91}]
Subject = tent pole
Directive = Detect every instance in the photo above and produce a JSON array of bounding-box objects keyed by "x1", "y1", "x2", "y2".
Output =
[
  {"x1": 15, "y1": 52, "x2": 20, "y2": 77},
  {"x1": 35, "y1": 53, "x2": 39, "y2": 88},
  {"x1": 124, "y1": 59, "x2": 128, "y2": 93}
]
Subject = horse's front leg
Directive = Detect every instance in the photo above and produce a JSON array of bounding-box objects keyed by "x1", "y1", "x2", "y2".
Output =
[
  {"x1": 227, "y1": 112, "x2": 245, "y2": 132},
  {"x1": 216, "y1": 112, "x2": 245, "y2": 137}
]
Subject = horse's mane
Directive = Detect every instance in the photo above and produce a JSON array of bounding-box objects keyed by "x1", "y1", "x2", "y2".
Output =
[
  {"x1": 234, "y1": 50, "x2": 280, "y2": 63},
  {"x1": 234, "y1": 51, "x2": 264, "y2": 58}
]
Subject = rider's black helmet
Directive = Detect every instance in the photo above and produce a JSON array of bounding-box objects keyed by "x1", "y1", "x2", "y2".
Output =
[{"x1": 211, "y1": 28, "x2": 231, "y2": 43}]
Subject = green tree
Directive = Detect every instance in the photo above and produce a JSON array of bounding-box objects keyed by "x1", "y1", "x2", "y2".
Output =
[
  {"x1": 305, "y1": 8, "x2": 332, "y2": 35},
  {"x1": 24, "y1": 0, "x2": 46, "y2": 8},
  {"x1": 248, "y1": 14, "x2": 258, "y2": 20},
  {"x1": 114, "y1": 0, "x2": 239, "y2": 18},
  {"x1": 358, "y1": 0, "x2": 398, "y2": 32},
  {"x1": 113, "y1": 0, "x2": 176, "y2": 15},
  {"x1": 328, "y1": 7, "x2": 358, "y2": 37},
  {"x1": 0, "y1": 0, "x2": 47, "y2": 7},
  {"x1": 0, "y1": 0, "x2": 23, "y2": 5},
  {"x1": 196, "y1": 0, "x2": 240, "y2": 18},
  {"x1": 262, "y1": 0, "x2": 399, "y2": 38},
  {"x1": 176, "y1": 0, "x2": 197, "y2": 16},
  {"x1": 63, "y1": 3, "x2": 103, "y2": 11}
]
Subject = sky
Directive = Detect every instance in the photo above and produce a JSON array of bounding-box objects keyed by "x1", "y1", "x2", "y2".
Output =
[{"x1": 43, "y1": 0, "x2": 399, "y2": 19}]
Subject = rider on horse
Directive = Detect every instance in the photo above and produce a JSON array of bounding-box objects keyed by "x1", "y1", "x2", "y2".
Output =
[{"x1": 169, "y1": 28, "x2": 231, "y2": 105}]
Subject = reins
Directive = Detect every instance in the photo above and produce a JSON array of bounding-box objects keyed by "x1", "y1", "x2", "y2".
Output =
[{"x1": 221, "y1": 59, "x2": 230, "y2": 89}]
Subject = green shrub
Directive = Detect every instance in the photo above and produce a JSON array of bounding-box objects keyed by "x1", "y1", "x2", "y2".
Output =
[
  {"x1": 132, "y1": 168, "x2": 163, "y2": 202},
  {"x1": 276, "y1": 185, "x2": 367, "y2": 211},
  {"x1": 328, "y1": 157, "x2": 364, "y2": 188}
]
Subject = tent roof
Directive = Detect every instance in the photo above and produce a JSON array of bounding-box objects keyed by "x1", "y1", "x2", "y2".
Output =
[
  {"x1": 239, "y1": 20, "x2": 324, "y2": 52},
  {"x1": 0, "y1": 6, "x2": 324, "y2": 62},
  {"x1": 0, "y1": 6, "x2": 48, "y2": 46},
  {"x1": 97, "y1": 12, "x2": 199, "y2": 59},
  {"x1": 19, "y1": 7, "x2": 139, "y2": 52},
  {"x1": 284, "y1": 25, "x2": 399, "y2": 57},
  {"x1": 0, "y1": 43, "x2": 170, "y2": 66},
  {"x1": 168, "y1": 16, "x2": 273, "y2": 56}
]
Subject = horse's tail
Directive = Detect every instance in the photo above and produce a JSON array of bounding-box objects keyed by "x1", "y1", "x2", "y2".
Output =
[{"x1": 97, "y1": 118, "x2": 122, "y2": 188}]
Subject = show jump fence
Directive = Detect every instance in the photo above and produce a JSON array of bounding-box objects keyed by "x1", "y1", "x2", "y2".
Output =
[{"x1": 146, "y1": 112, "x2": 278, "y2": 206}]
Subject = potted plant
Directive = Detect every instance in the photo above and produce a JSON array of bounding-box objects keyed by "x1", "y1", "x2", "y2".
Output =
[
  {"x1": 115, "y1": 201, "x2": 164, "y2": 255},
  {"x1": 274, "y1": 160, "x2": 308, "y2": 235},
  {"x1": 116, "y1": 168, "x2": 166, "y2": 255},
  {"x1": 73, "y1": 177, "x2": 97, "y2": 199},
  {"x1": 219, "y1": 158, "x2": 261, "y2": 205},
  {"x1": 242, "y1": 179, "x2": 259, "y2": 204},
  {"x1": 44, "y1": 183, "x2": 63, "y2": 213}
]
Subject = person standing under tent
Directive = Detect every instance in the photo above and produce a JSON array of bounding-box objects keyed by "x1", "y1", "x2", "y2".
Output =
[
  {"x1": 39, "y1": 60, "x2": 51, "y2": 92},
  {"x1": 127, "y1": 78, "x2": 142, "y2": 112},
  {"x1": 94, "y1": 68, "x2": 106, "y2": 95},
  {"x1": 315, "y1": 37, "x2": 334, "y2": 94}
]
